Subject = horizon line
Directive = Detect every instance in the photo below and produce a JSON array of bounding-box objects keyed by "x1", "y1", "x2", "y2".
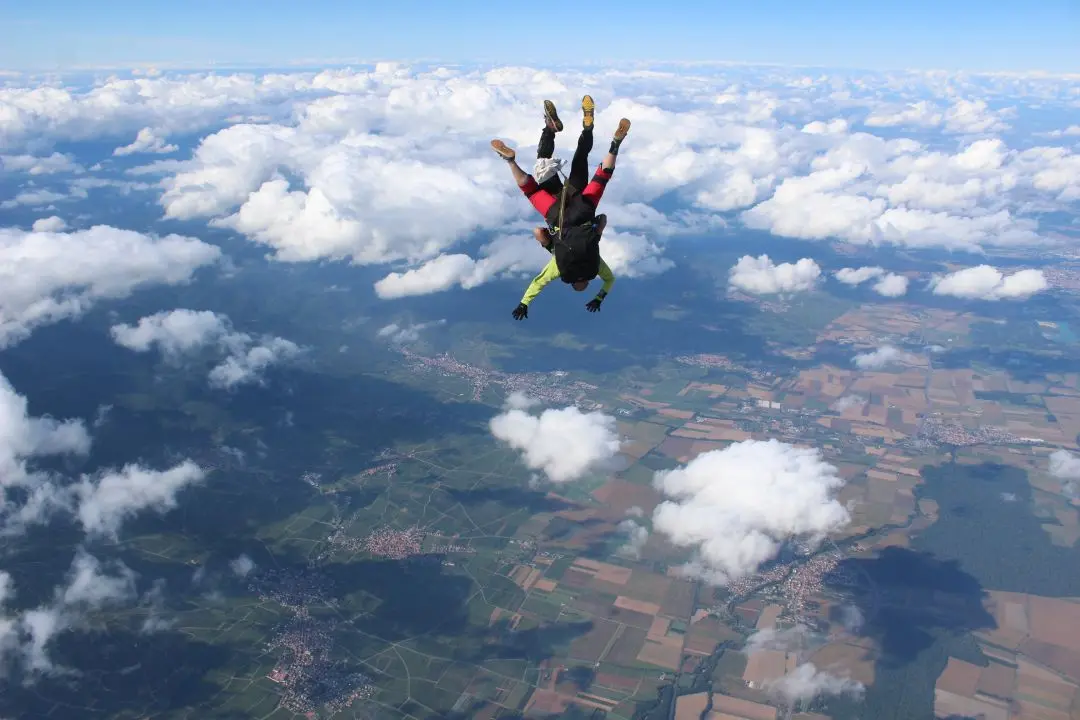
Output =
[{"x1": 2, "y1": 57, "x2": 1079, "y2": 81}]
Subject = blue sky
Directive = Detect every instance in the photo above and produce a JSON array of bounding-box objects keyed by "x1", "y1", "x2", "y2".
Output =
[{"x1": 0, "y1": 0, "x2": 1078, "y2": 73}]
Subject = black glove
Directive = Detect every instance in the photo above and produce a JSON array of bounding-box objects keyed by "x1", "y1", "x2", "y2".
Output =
[
  {"x1": 586, "y1": 298, "x2": 602, "y2": 313},
  {"x1": 512, "y1": 303, "x2": 528, "y2": 320}
]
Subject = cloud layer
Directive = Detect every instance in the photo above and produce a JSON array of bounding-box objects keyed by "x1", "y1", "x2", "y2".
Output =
[{"x1": 4, "y1": 65, "x2": 1075, "y2": 299}]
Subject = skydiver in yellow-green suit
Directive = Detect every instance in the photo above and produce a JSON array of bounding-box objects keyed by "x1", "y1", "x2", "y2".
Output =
[{"x1": 491, "y1": 94, "x2": 630, "y2": 320}]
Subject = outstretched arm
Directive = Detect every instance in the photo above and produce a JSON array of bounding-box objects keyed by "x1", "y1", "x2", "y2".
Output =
[
  {"x1": 586, "y1": 258, "x2": 615, "y2": 313},
  {"x1": 597, "y1": 258, "x2": 615, "y2": 297},
  {"x1": 520, "y1": 257, "x2": 561, "y2": 306}
]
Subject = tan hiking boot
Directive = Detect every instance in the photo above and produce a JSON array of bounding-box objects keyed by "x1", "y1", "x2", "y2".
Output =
[
  {"x1": 614, "y1": 118, "x2": 631, "y2": 142},
  {"x1": 543, "y1": 100, "x2": 563, "y2": 132},
  {"x1": 491, "y1": 139, "x2": 516, "y2": 161},
  {"x1": 582, "y1": 95, "x2": 595, "y2": 129}
]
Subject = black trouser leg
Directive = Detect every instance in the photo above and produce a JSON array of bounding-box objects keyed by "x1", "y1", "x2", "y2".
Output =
[
  {"x1": 537, "y1": 127, "x2": 555, "y2": 159},
  {"x1": 536, "y1": 126, "x2": 564, "y2": 196},
  {"x1": 566, "y1": 127, "x2": 594, "y2": 193}
]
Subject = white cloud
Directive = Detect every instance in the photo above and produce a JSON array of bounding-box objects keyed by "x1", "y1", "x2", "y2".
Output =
[
  {"x1": 873, "y1": 272, "x2": 909, "y2": 297},
  {"x1": 745, "y1": 625, "x2": 816, "y2": 654},
  {"x1": 837, "y1": 604, "x2": 864, "y2": 633},
  {"x1": 835, "y1": 266, "x2": 885, "y2": 286},
  {"x1": 1043, "y1": 125, "x2": 1080, "y2": 138},
  {"x1": 0, "y1": 548, "x2": 139, "y2": 676},
  {"x1": 1, "y1": 152, "x2": 80, "y2": 175},
  {"x1": 834, "y1": 266, "x2": 909, "y2": 296},
  {"x1": 110, "y1": 309, "x2": 303, "y2": 388},
  {"x1": 729, "y1": 254, "x2": 821, "y2": 295},
  {"x1": 0, "y1": 225, "x2": 221, "y2": 348},
  {"x1": 373, "y1": 226, "x2": 673, "y2": 299},
  {"x1": 1, "y1": 65, "x2": 1078, "y2": 283},
  {"x1": 615, "y1": 519, "x2": 650, "y2": 560},
  {"x1": 743, "y1": 625, "x2": 864, "y2": 704},
  {"x1": 113, "y1": 127, "x2": 178, "y2": 156},
  {"x1": 111, "y1": 308, "x2": 231, "y2": 359},
  {"x1": 0, "y1": 369, "x2": 206, "y2": 543},
  {"x1": 230, "y1": 554, "x2": 257, "y2": 578},
  {"x1": 1049, "y1": 449, "x2": 1080, "y2": 498},
  {"x1": 1049, "y1": 449, "x2": 1080, "y2": 478},
  {"x1": 766, "y1": 662, "x2": 865, "y2": 705},
  {"x1": 853, "y1": 345, "x2": 918, "y2": 370},
  {"x1": 377, "y1": 319, "x2": 446, "y2": 344},
  {"x1": 0, "y1": 188, "x2": 75, "y2": 209},
  {"x1": 489, "y1": 394, "x2": 622, "y2": 484},
  {"x1": 0, "y1": 370, "x2": 91, "y2": 535},
  {"x1": 830, "y1": 395, "x2": 865, "y2": 412},
  {"x1": 30, "y1": 215, "x2": 66, "y2": 232},
  {"x1": 864, "y1": 98, "x2": 1011, "y2": 134},
  {"x1": 650, "y1": 439, "x2": 850, "y2": 584},
  {"x1": 929, "y1": 265, "x2": 1048, "y2": 300},
  {"x1": 206, "y1": 337, "x2": 304, "y2": 389},
  {"x1": 73, "y1": 461, "x2": 206, "y2": 540}
]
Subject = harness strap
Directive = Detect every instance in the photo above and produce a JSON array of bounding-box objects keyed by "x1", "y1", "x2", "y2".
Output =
[{"x1": 555, "y1": 168, "x2": 570, "y2": 242}]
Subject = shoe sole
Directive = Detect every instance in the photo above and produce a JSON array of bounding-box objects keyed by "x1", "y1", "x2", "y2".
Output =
[
  {"x1": 491, "y1": 139, "x2": 515, "y2": 161},
  {"x1": 543, "y1": 100, "x2": 563, "y2": 132},
  {"x1": 582, "y1": 95, "x2": 595, "y2": 128},
  {"x1": 614, "y1": 118, "x2": 630, "y2": 141}
]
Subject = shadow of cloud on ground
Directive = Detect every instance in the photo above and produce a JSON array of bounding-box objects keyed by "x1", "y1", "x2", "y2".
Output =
[
  {"x1": 323, "y1": 557, "x2": 474, "y2": 642},
  {"x1": 470, "y1": 618, "x2": 595, "y2": 665},
  {"x1": 445, "y1": 487, "x2": 575, "y2": 515},
  {"x1": 826, "y1": 546, "x2": 996, "y2": 668},
  {"x1": 0, "y1": 628, "x2": 231, "y2": 719}
]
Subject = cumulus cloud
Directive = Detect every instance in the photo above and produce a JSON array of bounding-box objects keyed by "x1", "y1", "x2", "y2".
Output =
[
  {"x1": 1, "y1": 365, "x2": 205, "y2": 541},
  {"x1": 743, "y1": 625, "x2": 864, "y2": 705},
  {"x1": 0, "y1": 370, "x2": 92, "y2": 535},
  {"x1": 111, "y1": 309, "x2": 232, "y2": 359},
  {"x1": 73, "y1": 461, "x2": 206, "y2": 540},
  {"x1": 373, "y1": 224, "x2": 674, "y2": 299},
  {"x1": 30, "y1": 215, "x2": 66, "y2": 232},
  {"x1": 835, "y1": 266, "x2": 884, "y2": 286},
  {"x1": 1, "y1": 152, "x2": 80, "y2": 175},
  {"x1": 113, "y1": 127, "x2": 178, "y2": 156},
  {"x1": 929, "y1": 265, "x2": 1048, "y2": 300},
  {"x1": 729, "y1": 255, "x2": 821, "y2": 295},
  {"x1": 865, "y1": 98, "x2": 1011, "y2": 134},
  {"x1": 489, "y1": 392, "x2": 622, "y2": 484},
  {"x1": 650, "y1": 440, "x2": 850, "y2": 584},
  {"x1": 830, "y1": 395, "x2": 865, "y2": 412},
  {"x1": 230, "y1": 554, "x2": 257, "y2": 578},
  {"x1": 0, "y1": 225, "x2": 221, "y2": 348},
  {"x1": 833, "y1": 266, "x2": 909, "y2": 297},
  {"x1": 206, "y1": 337, "x2": 304, "y2": 389},
  {"x1": 376, "y1": 319, "x2": 446, "y2": 344},
  {"x1": 852, "y1": 345, "x2": 918, "y2": 370},
  {"x1": 1049, "y1": 449, "x2": 1080, "y2": 498},
  {"x1": 615, "y1": 519, "x2": 650, "y2": 560},
  {"x1": 110, "y1": 309, "x2": 303, "y2": 388},
  {"x1": 1043, "y1": 125, "x2": 1080, "y2": 138},
  {"x1": 873, "y1": 272, "x2": 909, "y2": 297},
  {"x1": 3, "y1": 65, "x2": 1079, "y2": 290},
  {"x1": 766, "y1": 662, "x2": 865, "y2": 705},
  {"x1": 836, "y1": 604, "x2": 864, "y2": 633}
]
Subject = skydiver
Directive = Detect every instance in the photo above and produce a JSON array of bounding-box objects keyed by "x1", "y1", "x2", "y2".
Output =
[{"x1": 490, "y1": 95, "x2": 630, "y2": 321}]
